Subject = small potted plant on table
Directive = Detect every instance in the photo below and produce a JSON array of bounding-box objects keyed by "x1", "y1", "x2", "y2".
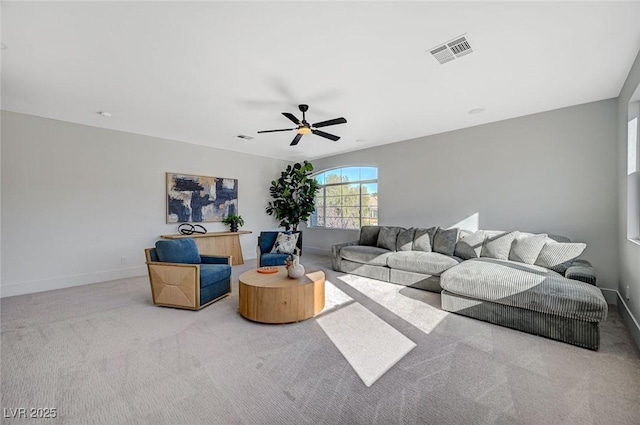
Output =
[{"x1": 223, "y1": 213, "x2": 244, "y2": 233}]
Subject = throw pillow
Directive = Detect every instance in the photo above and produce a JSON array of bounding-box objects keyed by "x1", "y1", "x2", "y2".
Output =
[
  {"x1": 413, "y1": 227, "x2": 438, "y2": 252},
  {"x1": 433, "y1": 227, "x2": 458, "y2": 256},
  {"x1": 534, "y1": 240, "x2": 586, "y2": 274},
  {"x1": 396, "y1": 227, "x2": 416, "y2": 251},
  {"x1": 454, "y1": 230, "x2": 486, "y2": 260},
  {"x1": 547, "y1": 234, "x2": 571, "y2": 243},
  {"x1": 480, "y1": 231, "x2": 518, "y2": 260},
  {"x1": 359, "y1": 226, "x2": 381, "y2": 246},
  {"x1": 509, "y1": 233, "x2": 548, "y2": 264},
  {"x1": 377, "y1": 226, "x2": 402, "y2": 251},
  {"x1": 270, "y1": 232, "x2": 299, "y2": 254}
]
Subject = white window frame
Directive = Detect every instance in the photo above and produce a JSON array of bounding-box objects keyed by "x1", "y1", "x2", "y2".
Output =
[{"x1": 309, "y1": 166, "x2": 378, "y2": 230}]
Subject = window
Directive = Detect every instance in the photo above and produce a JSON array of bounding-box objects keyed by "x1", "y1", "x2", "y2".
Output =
[{"x1": 309, "y1": 166, "x2": 378, "y2": 229}]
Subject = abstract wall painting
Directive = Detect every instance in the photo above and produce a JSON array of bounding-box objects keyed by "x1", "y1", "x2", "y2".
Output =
[{"x1": 166, "y1": 173, "x2": 238, "y2": 223}]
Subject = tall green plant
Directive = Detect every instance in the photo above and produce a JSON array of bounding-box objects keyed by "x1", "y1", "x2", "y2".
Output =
[{"x1": 266, "y1": 161, "x2": 320, "y2": 231}]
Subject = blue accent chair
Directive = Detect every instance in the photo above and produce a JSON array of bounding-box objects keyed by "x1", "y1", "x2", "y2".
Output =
[
  {"x1": 256, "y1": 231, "x2": 303, "y2": 267},
  {"x1": 145, "y1": 238, "x2": 232, "y2": 310}
]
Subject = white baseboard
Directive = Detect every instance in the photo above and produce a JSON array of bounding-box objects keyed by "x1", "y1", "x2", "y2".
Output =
[
  {"x1": 1, "y1": 253, "x2": 259, "y2": 299},
  {"x1": 601, "y1": 288, "x2": 640, "y2": 350},
  {"x1": 0, "y1": 266, "x2": 147, "y2": 298}
]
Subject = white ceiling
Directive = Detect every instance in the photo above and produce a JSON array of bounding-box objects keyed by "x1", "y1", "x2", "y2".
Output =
[{"x1": 2, "y1": 1, "x2": 640, "y2": 161}]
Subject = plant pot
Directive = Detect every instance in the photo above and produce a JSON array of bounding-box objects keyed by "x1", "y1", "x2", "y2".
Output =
[{"x1": 230, "y1": 224, "x2": 238, "y2": 233}]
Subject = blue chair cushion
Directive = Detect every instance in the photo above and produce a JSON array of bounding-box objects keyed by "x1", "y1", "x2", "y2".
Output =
[
  {"x1": 260, "y1": 253, "x2": 290, "y2": 267},
  {"x1": 259, "y1": 232, "x2": 280, "y2": 254},
  {"x1": 200, "y1": 278, "x2": 231, "y2": 305},
  {"x1": 148, "y1": 249, "x2": 160, "y2": 262},
  {"x1": 155, "y1": 238, "x2": 201, "y2": 264},
  {"x1": 200, "y1": 264, "x2": 232, "y2": 288}
]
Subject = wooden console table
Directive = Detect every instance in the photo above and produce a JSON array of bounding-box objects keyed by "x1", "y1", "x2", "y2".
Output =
[{"x1": 160, "y1": 231, "x2": 252, "y2": 266}]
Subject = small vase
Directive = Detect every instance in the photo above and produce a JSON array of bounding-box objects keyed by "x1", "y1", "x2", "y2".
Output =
[
  {"x1": 230, "y1": 224, "x2": 238, "y2": 233},
  {"x1": 288, "y1": 255, "x2": 305, "y2": 279}
]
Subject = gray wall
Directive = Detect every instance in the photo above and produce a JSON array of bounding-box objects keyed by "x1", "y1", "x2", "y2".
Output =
[
  {"x1": 1, "y1": 111, "x2": 287, "y2": 297},
  {"x1": 304, "y1": 99, "x2": 620, "y2": 290},
  {"x1": 617, "y1": 48, "x2": 640, "y2": 346}
]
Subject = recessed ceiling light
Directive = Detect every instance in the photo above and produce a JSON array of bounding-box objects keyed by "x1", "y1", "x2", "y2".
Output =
[
  {"x1": 468, "y1": 108, "x2": 485, "y2": 115},
  {"x1": 97, "y1": 111, "x2": 112, "y2": 118}
]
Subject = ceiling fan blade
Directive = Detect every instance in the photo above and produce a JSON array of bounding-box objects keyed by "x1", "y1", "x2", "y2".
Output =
[
  {"x1": 282, "y1": 112, "x2": 301, "y2": 125},
  {"x1": 257, "y1": 128, "x2": 296, "y2": 133},
  {"x1": 312, "y1": 129, "x2": 340, "y2": 141},
  {"x1": 312, "y1": 117, "x2": 347, "y2": 128},
  {"x1": 290, "y1": 133, "x2": 303, "y2": 146}
]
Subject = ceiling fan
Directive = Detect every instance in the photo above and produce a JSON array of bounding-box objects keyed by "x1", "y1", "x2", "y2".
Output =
[{"x1": 257, "y1": 104, "x2": 347, "y2": 146}]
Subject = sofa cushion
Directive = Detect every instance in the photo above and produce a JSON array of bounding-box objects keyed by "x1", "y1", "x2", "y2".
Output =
[
  {"x1": 565, "y1": 259, "x2": 597, "y2": 286},
  {"x1": 155, "y1": 238, "x2": 201, "y2": 264},
  {"x1": 535, "y1": 240, "x2": 586, "y2": 274},
  {"x1": 509, "y1": 233, "x2": 548, "y2": 264},
  {"x1": 440, "y1": 258, "x2": 607, "y2": 322},
  {"x1": 454, "y1": 230, "x2": 486, "y2": 260},
  {"x1": 359, "y1": 226, "x2": 381, "y2": 246},
  {"x1": 341, "y1": 245, "x2": 392, "y2": 266},
  {"x1": 413, "y1": 227, "x2": 437, "y2": 252},
  {"x1": 397, "y1": 227, "x2": 416, "y2": 251},
  {"x1": 480, "y1": 231, "x2": 518, "y2": 260},
  {"x1": 433, "y1": 227, "x2": 458, "y2": 256},
  {"x1": 377, "y1": 226, "x2": 403, "y2": 251},
  {"x1": 387, "y1": 251, "x2": 462, "y2": 276},
  {"x1": 548, "y1": 234, "x2": 571, "y2": 243}
]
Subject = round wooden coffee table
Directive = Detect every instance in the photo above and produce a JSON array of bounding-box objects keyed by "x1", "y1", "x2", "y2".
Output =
[{"x1": 238, "y1": 267, "x2": 325, "y2": 324}]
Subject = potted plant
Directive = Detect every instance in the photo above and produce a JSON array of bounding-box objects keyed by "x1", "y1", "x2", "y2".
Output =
[
  {"x1": 223, "y1": 213, "x2": 244, "y2": 233},
  {"x1": 266, "y1": 161, "x2": 320, "y2": 242}
]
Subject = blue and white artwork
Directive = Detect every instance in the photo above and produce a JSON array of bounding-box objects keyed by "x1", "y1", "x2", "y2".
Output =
[{"x1": 166, "y1": 173, "x2": 238, "y2": 223}]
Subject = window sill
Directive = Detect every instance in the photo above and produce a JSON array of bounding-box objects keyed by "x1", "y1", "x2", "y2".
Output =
[{"x1": 628, "y1": 238, "x2": 640, "y2": 247}]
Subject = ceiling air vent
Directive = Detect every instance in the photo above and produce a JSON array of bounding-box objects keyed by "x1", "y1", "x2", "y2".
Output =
[
  {"x1": 429, "y1": 35, "x2": 473, "y2": 65},
  {"x1": 236, "y1": 134, "x2": 254, "y2": 141}
]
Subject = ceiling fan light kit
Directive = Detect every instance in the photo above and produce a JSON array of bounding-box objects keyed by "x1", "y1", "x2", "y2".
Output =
[{"x1": 258, "y1": 104, "x2": 347, "y2": 146}]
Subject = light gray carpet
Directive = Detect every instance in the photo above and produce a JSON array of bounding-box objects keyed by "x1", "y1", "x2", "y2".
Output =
[{"x1": 2, "y1": 253, "x2": 640, "y2": 425}]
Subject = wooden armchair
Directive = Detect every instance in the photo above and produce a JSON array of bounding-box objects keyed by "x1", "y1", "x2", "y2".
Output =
[{"x1": 145, "y1": 238, "x2": 232, "y2": 310}]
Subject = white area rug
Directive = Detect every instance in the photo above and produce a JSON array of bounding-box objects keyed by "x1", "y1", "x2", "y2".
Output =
[
  {"x1": 338, "y1": 274, "x2": 450, "y2": 334},
  {"x1": 316, "y1": 302, "x2": 416, "y2": 387}
]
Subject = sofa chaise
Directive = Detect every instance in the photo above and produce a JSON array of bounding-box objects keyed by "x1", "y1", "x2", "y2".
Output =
[{"x1": 331, "y1": 225, "x2": 608, "y2": 350}]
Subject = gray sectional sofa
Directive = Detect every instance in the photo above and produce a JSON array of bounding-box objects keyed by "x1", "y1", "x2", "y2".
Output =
[{"x1": 331, "y1": 225, "x2": 608, "y2": 350}]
